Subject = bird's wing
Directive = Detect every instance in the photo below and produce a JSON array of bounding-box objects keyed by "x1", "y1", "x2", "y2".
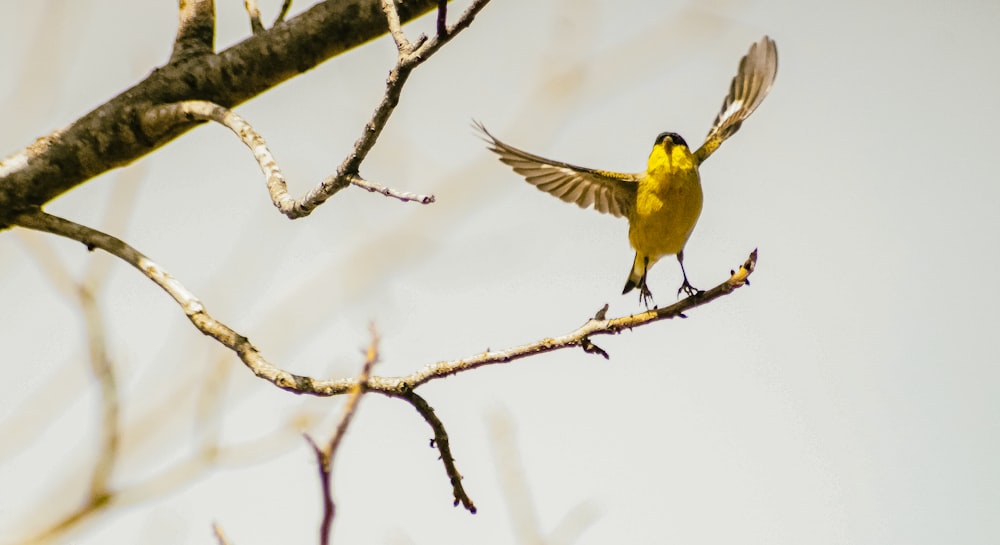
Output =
[
  {"x1": 475, "y1": 122, "x2": 639, "y2": 218},
  {"x1": 694, "y1": 36, "x2": 778, "y2": 165}
]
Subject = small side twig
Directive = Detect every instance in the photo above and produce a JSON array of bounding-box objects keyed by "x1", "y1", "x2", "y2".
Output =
[
  {"x1": 436, "y1": 0, "x2": 448, "y2": 37},
  {"x1": 139, "y1": 100, "x2": 435, "y2": 215},
  {"x1": 244, "y1": 0, "x2": 265, "y2": 34},
  {"x1": 382, "y1": 386, "x2": 477, "y2": 513},
  {"x1": 171, "y1": 0, "x2": 215, "y2": 63},
  {"x1": 274, "y1": 0, "x2": 293, "y2": 25},
  {"x1": 351, "y1": 176, "x2": 436, "y2": 204}
]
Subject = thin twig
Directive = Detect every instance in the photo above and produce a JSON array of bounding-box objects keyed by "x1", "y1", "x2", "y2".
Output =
[
  {"x1": 307, "y1": 326, "x2": 381, "y2": 545},
  {"x1": 139, "y1": 100, "x2": 435, "y2": 214},
  {"x1": 274, "y1": 0, "x2": 293, "y2": 25},
  {"x1": 313, "y1": 0, "x2": 493, "y2": 217},
  {"x1": 381, "y1": 386, "x2": 476, "y2": 513},
  {"x1": 436, "y1": 0, "x2": 448, "y2": 37},
  {"x1": 381, "y1": 0, "x2": 412, "y2": 52},
  {"x1": 350, "y1": 176, "x2": 436, "y2": 204},
  {"x1": 244, "y1": 0, "x2": 265, "y2": 34},
  {"x1": 213, "y1": 522, "x2": 235, "y2": 545},
  {"x1": 79, "y1": 285, "x2": 119, "y2": 501}
]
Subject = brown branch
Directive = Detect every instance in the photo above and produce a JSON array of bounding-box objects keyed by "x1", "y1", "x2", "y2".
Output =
[
  {"x1": 0, "y1": 0, "x2": 446, "y2": 228},
  {"x1": 436, "y1": 0, "x2": 448, "y2": 37},
  {"x1": 171, "y1": 0, "x2": 216, "y2": 63},
  {"x1": 243, "y1": 0, "x2": 265, "y2": 35}
]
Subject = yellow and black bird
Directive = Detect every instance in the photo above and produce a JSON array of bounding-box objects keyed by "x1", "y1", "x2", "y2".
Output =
[{"x1": 477, "y1": 36, "x2": 778, "y2": 306}]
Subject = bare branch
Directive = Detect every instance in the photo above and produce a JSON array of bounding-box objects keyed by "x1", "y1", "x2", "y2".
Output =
[
  {"x1": 172, "y1": 0, "x2": 216, "y2": 63},
  {"x1": 382, "y1": 386, "x2": 476, "y2": 513},
  {"x1": 274, "y1": 0, "x2": 293, "y2": 25},
  {"x1": 139, "y1": 100, "x2": 434, "y2": 215},
  {"x1": 244, "y1": 0, "x2": 264, "y2": 34},
  {"x1": 436, "y1": 0, "x2": 448, "y2": 37},
  {"x1": 311, "y1": 0, "x2": 494, "y2": 218},
  {"x1": 212, "y1": 522, "x2": 235, "y2": 545},
  {"x1": 78, "y1": 285, "x2": 120, "y2": 501},
  {"x1": 390, "y1": 249, "x2": 759, "y2": 390},
  {"x1": 13, "y1": 209, "x2": 760, "y2": 402},
  {"x1": 350, "y1": 176, "x2": 435, "y2": 204},
  {"x1": 0, "y1": 0, "x2": 446, "y2": 228}
]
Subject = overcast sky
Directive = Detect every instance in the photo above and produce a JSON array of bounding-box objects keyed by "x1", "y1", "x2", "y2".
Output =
[{"x1": 1, "y1": 1, "x2": 998, "y2": 544}]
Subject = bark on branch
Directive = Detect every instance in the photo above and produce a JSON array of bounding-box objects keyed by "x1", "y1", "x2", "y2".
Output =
[{"x1": 0, "y1": 0, "x2": 444, "y2": 229}]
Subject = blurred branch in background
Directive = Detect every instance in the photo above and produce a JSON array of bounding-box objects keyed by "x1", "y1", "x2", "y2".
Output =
[
  {"x1": 488, "y1": 409, "x2": 599, "y2": 545},
  {"x1": 6, "y1": 171, "x2": 322, "y2": 545}
]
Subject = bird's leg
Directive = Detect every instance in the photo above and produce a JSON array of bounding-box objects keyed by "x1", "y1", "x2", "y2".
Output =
[
  {"x1": 676, "y1": 250, "x2": 702, "y2": 297},
  {"x1": 638, "y1": 256, "x2": 655, "y2": 309}
]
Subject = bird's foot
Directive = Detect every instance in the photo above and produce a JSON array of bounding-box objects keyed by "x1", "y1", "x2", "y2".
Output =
[
  {"x1": 677, "y1": 279, "x2": 703, "y2": 298},
  {"x1": 639, "y1": 284, "x2": 656, "y2": 309}
]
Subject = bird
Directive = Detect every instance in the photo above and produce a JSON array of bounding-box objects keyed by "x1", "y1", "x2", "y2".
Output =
[{"x1": 476, "y1": 36, "x2": 778, "y2": 307}]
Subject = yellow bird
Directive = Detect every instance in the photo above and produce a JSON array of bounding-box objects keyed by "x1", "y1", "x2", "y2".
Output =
[{"x1": 477, "y1": 36, "x2": 778, "y2": 306}]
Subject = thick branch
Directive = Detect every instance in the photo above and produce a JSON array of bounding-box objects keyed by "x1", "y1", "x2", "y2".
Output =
[{"x1": 0, "y1": 0, "x2": 444, "y2": 229}]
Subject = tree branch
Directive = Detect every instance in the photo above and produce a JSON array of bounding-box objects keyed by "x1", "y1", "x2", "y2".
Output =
[
  {"x1": 172, "y1": 0, "x2": 216, "y2": 62},
  {"x1": 381, "y1": 386, "x2": 477, "y2": 512},
  {"x1": 11, "y1": 211, "x2": 756, "y2": 515},
  {"x1": 243, "y1": 0, "x2": 265, "y2": 35},
  {"x1": 0, "y1": 0, "x2": 447, "y2": 228},
  {"x1": 13, "y1": 206, "x2": 758, "y2": 400},
  {"x1": 140, "y1": 100, "x2": 434, "y2": 212}
]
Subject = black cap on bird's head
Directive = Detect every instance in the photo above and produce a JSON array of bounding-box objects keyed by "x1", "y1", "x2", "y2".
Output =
[{"x1": 654, "y1": 132, "x2": 688, "y2": 148}]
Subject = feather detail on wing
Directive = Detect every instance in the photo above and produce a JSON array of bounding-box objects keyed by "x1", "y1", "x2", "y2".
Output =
[
  {"x1": 475, "y1": 121, "x2": 639, "y2": 218},
  {"x1": 694, "y1": 36, "x2": 778, "y2": 165}
]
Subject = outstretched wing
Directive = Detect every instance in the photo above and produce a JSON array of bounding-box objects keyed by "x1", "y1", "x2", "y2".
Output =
[
  {"x1": 694, "y1": 36, "x2": 778, "y2": 165},
  {"x1": 475, "y1": 121, "x2": 639, "y2": 218}
]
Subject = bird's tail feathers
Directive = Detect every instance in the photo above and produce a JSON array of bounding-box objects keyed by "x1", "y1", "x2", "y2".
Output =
[{"x1": 622, "y1": 253, "x2": 647, "y2": 295}]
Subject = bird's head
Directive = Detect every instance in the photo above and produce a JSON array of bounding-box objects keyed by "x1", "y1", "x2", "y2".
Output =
[{"x1": 648, "y1": 132, "x2": 694, "y2": 173}]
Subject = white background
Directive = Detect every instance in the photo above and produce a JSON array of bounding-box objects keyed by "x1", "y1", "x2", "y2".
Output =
[{"x1": 1, "y1": 0, "x2": 998, "y2": 544}]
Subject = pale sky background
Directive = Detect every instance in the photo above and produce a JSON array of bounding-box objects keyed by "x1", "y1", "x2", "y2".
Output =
[{"x1": 1, "y1": 0, "x2": 998, "y2": 544}]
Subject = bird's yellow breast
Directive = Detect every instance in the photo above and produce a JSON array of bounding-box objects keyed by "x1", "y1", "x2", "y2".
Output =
[{"x1": 628, "y1": 144, "x2": 703, "y2": 260}]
